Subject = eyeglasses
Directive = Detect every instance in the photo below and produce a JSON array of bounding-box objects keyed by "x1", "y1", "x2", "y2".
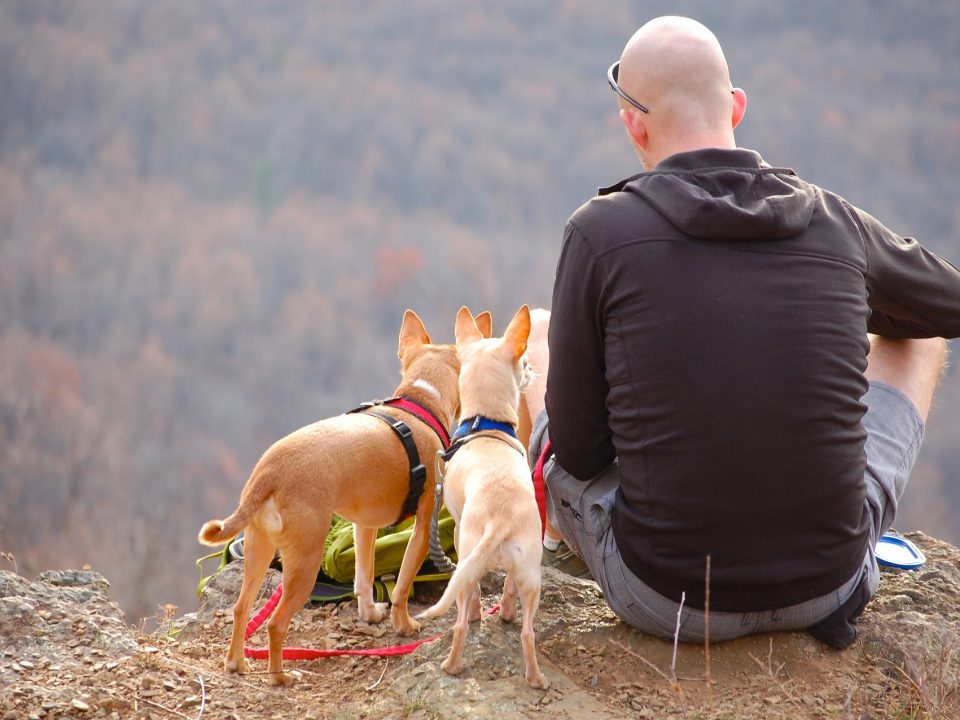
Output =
[
  {"x1": 607, "y1": 61, "x2": 649, "y2": 114},
  {"x1": 608, "y1": 61, "x2": 737, "y2": 114}
]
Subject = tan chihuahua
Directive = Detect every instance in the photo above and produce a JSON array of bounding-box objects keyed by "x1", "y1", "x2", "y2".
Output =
[
  {"x1": 418, "y1": 305, "x2": 549, "y2": 689},
  {"x1": 198, "y1": 309, "x2": 460, "y2": 686}
]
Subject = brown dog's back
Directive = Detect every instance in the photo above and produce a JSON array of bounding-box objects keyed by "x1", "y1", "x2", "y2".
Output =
[{"x1": 198, "y1": 413, "x2": 429, "y2": 548}]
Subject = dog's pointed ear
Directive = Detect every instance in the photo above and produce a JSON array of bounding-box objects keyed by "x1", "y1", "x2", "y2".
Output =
[
  {"x1": 474, "y1": 311, "x2": 493, "y2": 339},
  {"x1": 399, "y1": 309, "x2": 431, "y2": 359},
  {"x1": 502, "y1": 304, "x2": 531, "y2": 361},
  {"x1": 455, "y1": 306, "x2": 483, "y2": 347}
]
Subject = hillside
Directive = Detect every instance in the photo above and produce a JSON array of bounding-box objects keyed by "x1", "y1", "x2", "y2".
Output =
[
  {"x1": 1, "y1": 0, "x2": 959, "y2": 622},
  {"x1": 2, "y1": 531, "x2": 959, "y2": 718}
]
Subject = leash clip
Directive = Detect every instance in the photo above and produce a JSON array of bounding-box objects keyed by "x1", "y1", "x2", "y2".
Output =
[{"x1": 428, "y1": 449, "x2": 457, "y2": 573}]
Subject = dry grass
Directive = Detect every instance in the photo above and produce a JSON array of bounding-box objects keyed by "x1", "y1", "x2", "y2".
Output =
[
  {"x1": 893, "y1": 627, "x2": 960, "y2": 719},
  {"x1": 0, "y1": 528, "x2": 17, "y2": 574}
]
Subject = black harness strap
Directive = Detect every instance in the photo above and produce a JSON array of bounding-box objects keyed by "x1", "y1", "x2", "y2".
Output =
[
  {"x1": 362, "y1": 409, "x2": 428, "y2": 524},
  {"x1": 439, "y1": 432, "x2": 523, "y2": 464}
]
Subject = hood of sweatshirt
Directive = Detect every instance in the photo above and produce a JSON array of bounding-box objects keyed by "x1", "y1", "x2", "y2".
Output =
[{"x1": 601, "y1": 148, "x2": 817, "y2": 241}]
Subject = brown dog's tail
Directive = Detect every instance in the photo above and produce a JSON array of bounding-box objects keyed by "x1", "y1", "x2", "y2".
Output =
[
  {"x1": 197, "y1": 517, "x2": 242, "y2": 546},
  {"x1": 197, "y1": 473, "x2": 273, "y2": 546}
]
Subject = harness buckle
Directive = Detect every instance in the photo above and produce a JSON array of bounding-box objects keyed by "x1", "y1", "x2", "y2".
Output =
[
  {"x1": 358, "y1": 396, "x2": 398, "y2": 410},
  {"x1": 394, "y1": 421, "x2": 413, "y2": 440},
  {"x1": 411, "y1": 463, "x2": 427, "y2": 485}
]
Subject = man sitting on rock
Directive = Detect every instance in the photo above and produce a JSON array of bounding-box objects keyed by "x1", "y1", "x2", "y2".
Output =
[{"x1": 525, "y1": 15, "x2": 960, "y2": 648}]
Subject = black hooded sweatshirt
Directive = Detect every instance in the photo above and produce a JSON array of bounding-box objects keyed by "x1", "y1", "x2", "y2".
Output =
[{"x1": 546, "y1": 148, "x2": 960, "y2": 611}]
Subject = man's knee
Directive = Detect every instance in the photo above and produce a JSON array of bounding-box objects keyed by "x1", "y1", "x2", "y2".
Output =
[
  {"x1": 523, "y1": 308, "x2": 551, "y2": 421},
  {"x1": 865, "y1": 336, "x2": 949, "y2": 421},
  {"x1": 527, "y1": 308, "x2": 550, "y2": 370}
]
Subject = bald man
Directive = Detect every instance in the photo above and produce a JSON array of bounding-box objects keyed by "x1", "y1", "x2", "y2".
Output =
[{"x1": 526, "y1": 17, "x2": 960, "y2": 648}]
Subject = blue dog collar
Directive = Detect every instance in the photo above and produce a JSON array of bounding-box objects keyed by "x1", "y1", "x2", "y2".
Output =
[{"x1": 452, "y1": 415, "x2": 517, "y2": 440}]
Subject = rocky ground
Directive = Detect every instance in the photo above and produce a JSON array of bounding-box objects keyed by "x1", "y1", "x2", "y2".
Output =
[{"x1": 2, "y1": 531, "x2": 959, "y2": 719}]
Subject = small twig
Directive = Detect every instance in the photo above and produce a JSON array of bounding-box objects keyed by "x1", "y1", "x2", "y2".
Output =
[
  {"x1": 843, "y1": 684, "x2": 857, "y2": 714},
  {"x1": 239, "y1": 669, "x2": 293, "y2": 676},
  {"x1": 137, "y1": 696, "x2": 193, "y2": 719},
  {"x1": 366, "y1": 658, "x2": 389, "y2": 691},
  {"x1": 610, "y1": 639, "x2": 689, "y2": 719},
  {"x1": 747, "y1": 642, "x2": 772, "y2": 678},
  {"x1": 197, "y1": 674, "x2": 206, "y2": 720},
  {"x1": 670, "y1": 591, "x2": 685, "y2": 683},
  {"x1": 747, "y1": 638, "x2": 792, "y2": 697},
  {"x1": 610, "y1": 639, "x2": 675, "y2": 685},
  {"x1": 886, "y1": 656, "x2": 923, "y2": 690},
  {"x1": 159, "y1": 656, "x2": 295, "y2": 695}
]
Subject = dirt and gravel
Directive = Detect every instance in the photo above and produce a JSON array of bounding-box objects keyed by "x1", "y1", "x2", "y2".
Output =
[{"x1": 2, "y1": 531, "x2": 959, "y2": 719}]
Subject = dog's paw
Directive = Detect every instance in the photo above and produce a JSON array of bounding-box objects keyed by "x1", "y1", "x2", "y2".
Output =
[
  {"x1": 441, "y1": 656, "x2": 465, "y2": 676},
  {"x1": 526, "y1": 671, "x2": 550, "y2": 690},
  {"x1": 268, "y1": 670, "x2": 298, "y2": 687},
  {"x1": 358, "y1": 601, "x2": 388, "y2": 624},
  {"x1": 392, "y1": 606, "x2": 421, "y2": 636},
  {"x1": 224, "y1": 657, "x2": 249, "y2": 675}
]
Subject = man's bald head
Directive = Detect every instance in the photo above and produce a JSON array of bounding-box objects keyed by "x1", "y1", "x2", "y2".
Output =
[{"x1": 614, "y1": 17, "x2": 744, "y2": 167}]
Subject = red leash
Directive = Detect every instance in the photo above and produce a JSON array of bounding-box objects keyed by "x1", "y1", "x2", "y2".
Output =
[
  {"x1": 531, "y1": 441, "x2": 551, "y2": 540},
  {"x1": 243, "y1": 585, "x2": 498, "y2": 660},
  {"x1": 243, "y1": 435, "x2": 552, "y2": 660}
]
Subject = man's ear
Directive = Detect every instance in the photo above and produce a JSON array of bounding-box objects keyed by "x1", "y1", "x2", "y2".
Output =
[
  {"x1": 502, "y1": 304, "x2": 531, "y2": 361},
  {"x1": 731, "y1": 87, "x2": 747, "y2": 130},
  {"x1": 398, "y1": 309, "x2": 431, "y2": 360},
  {"x1": 620, "y1": 107, "x2": 649, "y2": 150},
  {"x1": 454, "y1": 306, "x2": 483, "y2": 347}
]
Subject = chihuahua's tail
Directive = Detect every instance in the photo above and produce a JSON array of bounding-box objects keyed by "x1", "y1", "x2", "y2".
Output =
[
  {"x1": 197, "y1": 516, "x2": 243, "y2": 546},
  {"x1": 197, "y1": 473, "x2": 275, "y2": 546},
  {"x1": 416, "y1": 528, "x2": 503, "y2": 620}
]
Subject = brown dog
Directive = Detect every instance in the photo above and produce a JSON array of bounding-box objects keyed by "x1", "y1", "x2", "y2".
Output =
[
  {"x1": 198, "y1": 309, "x2": 460, "y2": 685},
  {"x1": 418, "y1": 305, "x2": 549, "y2": 689}
]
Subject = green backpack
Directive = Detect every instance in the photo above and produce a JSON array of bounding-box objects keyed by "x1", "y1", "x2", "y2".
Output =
[{"x1": 196, "y1": 509, "x2": 457, "y2": 604}]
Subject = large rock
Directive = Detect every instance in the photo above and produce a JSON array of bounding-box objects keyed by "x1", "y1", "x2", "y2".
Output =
[
  {"x1": 858, "y1": 532, "x2": 960, "y2": 692},
  {"x1": 0, "y1": 570, "x2": 138, "y2": 662},
  {"x1": 1, "y1": 532, "x2": 958, "y2": 719},
  {"x1": 370, "y1": 531, "x2": 960, "y2": 718}
]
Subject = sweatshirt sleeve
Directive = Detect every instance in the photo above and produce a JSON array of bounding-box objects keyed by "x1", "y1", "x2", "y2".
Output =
[
  {"x1": 545, "y1": 220, "x2": 616, "y2": 480},
  {"x1": 853, "y1": 206, "x2": 960, "y2": 339}
]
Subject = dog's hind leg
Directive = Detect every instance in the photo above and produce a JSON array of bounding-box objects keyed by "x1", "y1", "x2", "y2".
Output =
[
  {"x1": 441, "y1": 586, "x2": 472, "y2": 677},
  {"x1": 515, "y1": 569, "x2": 549, "y2": 689},
  {"x1": 354, "y1": 524, "x2": 388, "y2": 624},
  {"x1": 266, "y1": 545, "x2": 325, "y2": 686},
  {"x1": 451, "y1": 524, "x2": 483, "y2": 623},
  {"x1": 225, "y1": 526, "x2": 276, "y2": 675},
  {"x1": 466, "y1": 581, "x2": 483, "y2": 623},
  {"x1": 499, "y1": 574, "x2": 518, "y2": 624}
]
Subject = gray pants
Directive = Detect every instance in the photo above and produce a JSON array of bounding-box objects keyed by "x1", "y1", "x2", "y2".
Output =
[{"x1": 533, "y1": 381, "x2": 924, "y2": 642}]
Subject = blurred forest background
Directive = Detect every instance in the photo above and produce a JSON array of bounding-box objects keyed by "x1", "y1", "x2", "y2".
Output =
[{"x1": 1, "y1": 0, "x2": 959, "y2": 622}]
